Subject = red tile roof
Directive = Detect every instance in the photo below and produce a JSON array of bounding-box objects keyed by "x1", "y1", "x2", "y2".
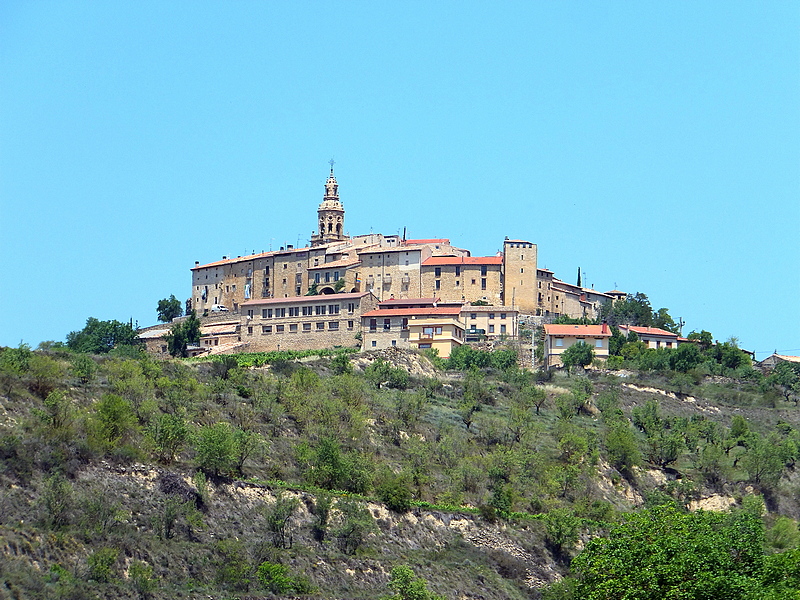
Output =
[
  {"x1": 378, "y1": 297, "x2": 439, "y2": 306},
  {"x1": 618, "y1": 325, "x2": 678, "y2": 338},
  {"x1": 361, "y1": 307, "x2": 462, "y2": 318},
  {"x1": 307, "y1": 257, "x2": 360, "y2": 270},
  {"x1": 404, "y1": 239, "x2": 450, "y2": 245},
  {"x1": 422, "y1": 256, "x2": 503, "y2": 266},
  {"x1": 544, "y1": 324, "x2": 612, "y2": 337},
  {"x1": 193, "y1": 246, "x2": 313, "y2": 270}
]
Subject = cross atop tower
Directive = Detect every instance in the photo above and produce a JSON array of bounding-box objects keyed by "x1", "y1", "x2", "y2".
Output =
[{"x1": 329, "y1": 158, "x2": 335, "y2": 173}]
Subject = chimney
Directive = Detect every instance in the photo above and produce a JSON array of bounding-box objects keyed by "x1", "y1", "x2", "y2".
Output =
[
  {"x1": 222, "y1": 256, "x2": 227, "y2": 260},
  {"x1": 195, "y1": 261, "x2": 199, "y2": 266},
  {"x1": 602, "y1": 321, "x2": 609, "y2": 334}
]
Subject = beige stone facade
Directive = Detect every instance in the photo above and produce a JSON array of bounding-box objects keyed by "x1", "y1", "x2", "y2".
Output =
[
  {"x1": 617, "y1": 325, "x2": 679, "y2": 350},
  {"x1": 361, "y1": 303, "x2": 465, "y2": 358},
  {"x1": 238, "y1": 292, "x2": 379, "y2": 352},
  {"x1": 462, "y1": 305, "x2": 519, "y2": 340},
  {"x1": 420, "y1": 256, "x2": 503, "y2": 305},
  {"x1": 185, "y1": 167, "x2": 612, "y2": 357}
]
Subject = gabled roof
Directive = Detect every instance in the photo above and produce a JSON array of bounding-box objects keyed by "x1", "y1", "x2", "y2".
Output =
[
  {"x1": 193, "y1": 245, "x2": 314, "y2": 270},
  {"x1": 378, "y1": 297, "x2": 440, "y2": 307},
  {"x1": 422, "y1": 256, "x2": 503, "y2": 266},
  {"x1": 618, "y1": 325, "x2": 678, "y2": 338},
  {"x1": 544, "y1": 324, "x2": 612, "y2": 337},
  {"x1": 307, "y1": 257, "x2": 360, "y2": 270},
  {"x1": 361, "y1": 307, "x2": 463, "y2": 318},
  {"x1": 241, "y1": 291, "x2": 373, "y2": 306},
  {"x1": 403, "y1": 238, "x2": 450, "y2": 245}
]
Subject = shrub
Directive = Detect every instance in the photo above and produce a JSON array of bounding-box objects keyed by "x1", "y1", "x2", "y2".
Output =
[
  {"x1": 377, "y1": 472, "x2": 413, "y2": 513},
  {"x1": 87, "y1": 547, "x2": 118, "y2": 583}
]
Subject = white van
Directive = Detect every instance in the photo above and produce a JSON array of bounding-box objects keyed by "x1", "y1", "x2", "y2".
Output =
[{"x1": 210, "y1": 304, "x2": 229, "y2": 313}]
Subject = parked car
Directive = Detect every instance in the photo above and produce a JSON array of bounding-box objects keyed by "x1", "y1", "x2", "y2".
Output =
[{"x1": 210, "y1": 304, "x2": 229, "y2": 313}]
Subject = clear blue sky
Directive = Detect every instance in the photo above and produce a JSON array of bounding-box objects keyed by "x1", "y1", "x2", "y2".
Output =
[{"x1": 1, "y1": 2, "x2": 798, "y2": 359}]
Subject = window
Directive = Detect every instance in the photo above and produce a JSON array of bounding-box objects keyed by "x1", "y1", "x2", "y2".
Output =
[
  {"x1": 348, "y1": 321, "x2": 354, "y2": 330},
  {"x1": 435, "y1": 326, "x2": 443, "y2": 335},
  {"x1": 392, "y1": 340, "x2": 396, "y2": 346},
  {"x1": 247, "y1": 326, "x2": 253, "y2": 335},
  {"x1": 401, "y1": 318, "x2": 408, "y2": 330},
  {"x1": 423, "y1": 327, "x2": 434, "y2": 336},
  {"x1": 315, "y1": 305, "x2": 327, "y2": 315},
  {"x1": 289, "y1": 324, "x2": 298, "y2": 332},
  {"x1": 325, "y1": 272, "x2": 330, "y2": 283},
  {"x1": 455, "y1": 266, "x2": 461, "y2": 276},
  {"x1": 316, "y1": 322, "x2": 325, "y2": 330},
  {"x1": 328, "y1": 321, "x2": 339, "y2": 330},
  {"x1": 314, "y1": 273, "x2": 320, "y2": 284},
  {"x1": 303, "y1": 323, "x2": 311, "y2": 331},
  {"x1": 263, "y1": 308, "x2": 273, "y2": 318},
  {"x1": 471, "y1": 279, "x2": 476, "y2": 285},
  {"x1": 276, "y1": 325, "x2": 284, "y2": 333},
  {"x1": 481, "y1": 278, "x2": 487, "y2": 290},
  {"x1": 500, "y1": 313, "x2": 506, "y2": 319},
  {"x1": 595, "y1": 339, "x2": 603, "y2": 348},
  {"x1": 383, "y1": 319, "x2": 391, "y2": 331},
  {"x1": 435, "y1": 267, "x2": 441, "y2": 277},
  {"x1": 489, "y1": 313, "x2": 495, "y2": 319},
  {"x1": 369, "y1": 319, "x2": 377, "y2": 332},
  {"x1": 302, "y1": 306, "x2": 312, "y2": 316},
  {"x1": 489, "y1": 324, "x2": 494, "y2": 333},
  {"x1": 520, "y1": 268, "x2": 524, "y2": 273},
  {"x1": 555, "y1": 338, "x2": 563, "y2": 347},
  {"x1": 371, "y1": 340, "x2": 377, "y2": 347},
  {"x1": 470, "y1": 313, "x2": 477, "y2": 320},
  {"x1": 275, "y1": 308, "x2": 286, "y2": 318},
  {"x1": 481, "y1": 266, "x2": 487, "y2": 276},
  {"x1": 435, "y1": 280, "x2": 440, "y2": 290},
  {"x1": 247, "y1": 309, "x2": 254, "y2": 317},
  {"x1": 419, "y1": 343, "x2": 431, "y2": 349},
  {"x1": 288, "y1": 307, "x2": 299, "y2": 317},
  {"x1": 262, "y1": 325, "x2": 272, "y2": 334},
  {"x1": 347, "y1": 303, "x2": 356, "y2": 313},
  {"x1": 329, "y1": 304, "x2": 340, "y2": 314},
  {"x1": 500, "y1": 324, "x2": 506, "y2": 334},
  {"x1": 333, "y1": 271, "x2": 339, "y2": 281}
]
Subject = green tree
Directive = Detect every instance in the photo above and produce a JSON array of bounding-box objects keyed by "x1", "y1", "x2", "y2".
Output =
[
  {"x1": 333, "y1": 498, "x2": 376, "y2": 555},
  {"x1": 561, "y1": 342, "x2": 594, "y2": 374},
  {"x1": 70, "y1": 352, "x2": 97, "y2": 385},
  {"x1": 157, "y1": 294, "x2": 183, "y2": 322},
  {"x1": 565, "y1": 506, "x2": 765, "y2": 600},
  {"x1": 194, "y1": 422, "x2": 236, "y2": 476},
  {"x1": 265, "y1": 492, "x2": 299, "y2": 548},
  {"x1": 768, "y1": 362, "x2": 800, "y2": 404},
  {"x1": 66, "y1": 317, "x2": 138, "y2": 353},
  {"x1": 147, "y1": 412, "x2": 189, "y2": 463},
  {"x1": 604, "y1": 423, "x2": 641, "y2": 475},
  {"x1": 385, "y1": 565, "x2": 446, "y2": 600},
  {"x1": 165, "y1": 310, "x2": 201, "y2": 358}
]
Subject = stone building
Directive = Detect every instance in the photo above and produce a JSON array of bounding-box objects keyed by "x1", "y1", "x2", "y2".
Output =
[
  {"x1": 361, "y1": 299, "x2": 465, "y2": 357},
  {"x1": 238, "y1": 291, "x2": 379, "y2": 352},
  {"x1": 186, "y1": 166, "x2": 609, "y2": 357}
]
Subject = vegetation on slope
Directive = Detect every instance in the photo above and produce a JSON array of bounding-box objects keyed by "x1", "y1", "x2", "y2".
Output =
[{"x1": 1, "y1": 338, "x2": 800, "y2": 599}]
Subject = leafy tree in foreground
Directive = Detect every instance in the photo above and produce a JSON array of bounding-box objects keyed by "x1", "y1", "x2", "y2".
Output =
[
  {"x1": 384, "y1": 565, "x2": 446, "y2": 600},
  {"x1": 157, "y1": 294, "x2": 183, "y2": 323},
  {"x1": 565, "y1": 506, "x2": 767, "y2": 600},
  {"x1": 561, "y1": 341, "x2": 594, "y2": 374},
  {"x1": 66, "y1": 317, "x2": 138, "y2": 354},
  {"x1": 165, "y1": 311, "x2": 201, "y2": 358}
]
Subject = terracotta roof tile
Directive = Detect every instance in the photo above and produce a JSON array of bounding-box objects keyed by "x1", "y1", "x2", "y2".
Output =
[
  {"x1": 544, "y1": 324, "x2": 611, "y2": 337},
  {"x1": 422, "y1": 256, "x2": 502, "y2": 266},
  {"x1": 361, "y1": 307, "x2": 462, "y2": 318}
]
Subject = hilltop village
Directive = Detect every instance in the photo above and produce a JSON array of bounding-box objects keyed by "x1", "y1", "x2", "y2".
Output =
[{"x1": 140, "y1": 167, "x2": 637, "y2": 362}]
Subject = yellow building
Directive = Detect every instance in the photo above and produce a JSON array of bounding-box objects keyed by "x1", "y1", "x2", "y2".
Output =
[
  {"x1": 543, "y1": 323, "x2": 612, "y2": 368},
  {"x1": 360, "y1": 299, "x2": 465, "y2": 357}
]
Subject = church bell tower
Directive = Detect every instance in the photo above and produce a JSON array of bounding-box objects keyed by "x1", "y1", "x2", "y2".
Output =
[{"x1": 311, "y1": 161, "x2": 347, "y2": 247}]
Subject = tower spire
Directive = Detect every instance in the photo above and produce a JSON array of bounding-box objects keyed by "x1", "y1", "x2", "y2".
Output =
[{"x1": 311, "y1": 162, "x2": 347, "y2": 247}]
